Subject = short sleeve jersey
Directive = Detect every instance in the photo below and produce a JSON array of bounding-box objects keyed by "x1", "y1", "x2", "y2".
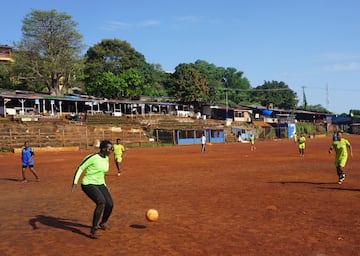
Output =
[
  {"x1": 201, "y1": 136, "x2": 206, "y2": 144},
  {"x1": 113, "y1": 144, "x2": 125, "y2": 156},
  {"x1": 298, "y1": 136, "x2": 306, "y2": 149},
  {"x1": 21, "y1": 147, "x2": 34, "y2": 166},
  {"x1": 250, "y1": 135, "x2": 255, "y2": 144},
  {"x1": 331, "y1": 139, "x2": 350, "y2": 161},
  {"x1": 298, "y1": 136, "x2": 306, "y2": 145},
  {"x1": 73, "y1": 153, "x2": 109, "y2": 185}
]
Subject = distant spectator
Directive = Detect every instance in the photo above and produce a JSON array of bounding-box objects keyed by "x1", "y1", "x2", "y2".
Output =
[{"x1": 201, "y1": 134, "x2": 206, "y2": 153}]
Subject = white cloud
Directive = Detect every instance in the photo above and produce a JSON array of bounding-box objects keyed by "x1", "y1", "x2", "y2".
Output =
[
  {"x1": 103, "y1": 21, "x2": 131, "y2": 31},
  {"x1": 103, "y1": 19, "x2": 160, "y2": 31},
  {"x1": 137, "y1": 19, "x2": 161, "y2": 27},
  {"x1": 176, "y1": 15, "x2": 205, "y2": 23},
  {"x1": 323, "y1": 62, "x2": 360, "y2": 72},
  {"x1": 315, "y1": 52, "x2": 360, "y2": 62}
]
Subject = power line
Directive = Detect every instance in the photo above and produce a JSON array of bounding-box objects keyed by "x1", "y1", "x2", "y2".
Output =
[
  {"x1": 304, "y1": 86, "x2": 360, "y2": 92},
  {"x1": 218, "y1": 88, "x2": 291, "y2": 92}
]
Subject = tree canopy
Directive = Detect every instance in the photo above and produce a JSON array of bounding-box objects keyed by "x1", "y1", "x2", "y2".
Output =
[
  {"x1": 251, "y1": 81, "x2": 298, "y2": 109},
  {"x1": 13, "y1": 9, "x2": 83, "y2": 95},
  {"x1": 171, "y1": 63, "x2": 208, "y2": 107},
  {"x1": 83, "y1": 39, "x2": 157, "y2": 98}
]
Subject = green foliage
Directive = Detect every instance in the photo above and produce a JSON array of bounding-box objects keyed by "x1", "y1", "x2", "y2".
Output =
[
  {"x1": 296, "y1": 123, "x2": 314, "y2": 135},
  {"x1": 13, "y1": 9, "x2": 83, "y2": 95},
  {"x1": 297, "y1": 104, "x2": 330, "y2": 113},
  {"x1": 349, "y1": 109, "x2": 360, "y2": 117},
  {"x1": 221, "y1": 67, "x2": 251, "y2": 106},
  {"x1": 251, "y1": 80, "x2": 298, "y2": 109},
  {"x1": 83, "y1": 39, "x2": 154, "y2": 98},
  {"x1": 171, "y1": 63, "x2": 208, "y2": 107},
  {"x1": 144, "y1": 64, "x2": 168, "y2": 96},
  {"x1": 193, "y1": 60, "x2": 252, "y2": 106},
  {"x1": 0, "y1": 63, "x2": 15, "y2": 89},
  {"x1": 296, "y1": 122, "x2": 326, "y2": 135}
]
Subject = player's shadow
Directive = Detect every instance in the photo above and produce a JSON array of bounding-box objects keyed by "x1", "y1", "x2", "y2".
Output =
[
  {"x1": 0, "y1": 177, "x2": 24, "y2": 182},
  {"x1": 29, "y1": 215, "x2": 91, "y2": 238},
  {"x1": 269, "y1": 181, "x2": 336, "y2": 185},
  {"x1": 319, "y1": 187, "x2": 360, "y2": 192}
]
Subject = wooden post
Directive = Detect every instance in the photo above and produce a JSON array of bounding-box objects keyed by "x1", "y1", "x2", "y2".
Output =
[
  {"x1": 38, "y1": 129, "x2": 41, "y2": 147},
  {"x1": 9, "y1": 128, "x2": 12, "y2": 149},
  {"x1": 86, "y1": 128, "x2": 88, "y2": 150},
  {"x1": 62, "y1": 127, "x2": 65, "y2": 147},
  {"x1": 173, "y1": 130, "x2": 176, "y2": 145}
]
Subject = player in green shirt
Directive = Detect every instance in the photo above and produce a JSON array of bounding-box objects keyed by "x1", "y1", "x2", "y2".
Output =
[
  {"x1": 297, "y1": 134, "x2": 306, "y2": 156},
  {"x1": 113, "y1": 138, "x2": 125, "y2": 176},
  {"x1": 329, "y1": 131, "x2": 353, "y2": 184},
  {"x1": 72, "y1": 140, "x2": 114, "y2": 239}
]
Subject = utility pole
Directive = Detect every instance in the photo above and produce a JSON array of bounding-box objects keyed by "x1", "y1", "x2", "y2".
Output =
[
  {"x1": 301, "y1": 86, "x2": 307, "y2": 109},
  {"x1": 221, "y1": 77, "x2": 228, "y2": 119},
  {"x1": 326, "y1": 83, "x2": 329, "y2": 110}
]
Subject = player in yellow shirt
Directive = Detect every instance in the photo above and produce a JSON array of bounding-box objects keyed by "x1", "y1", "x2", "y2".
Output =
[
  {"x1": 250, "y1": 134, "x2": 256, "y2": 151},
  {"x1": 297, "y1": 134, "x2": 306, "y2": 156},
  {"x1": 113, "y1": 138, "x2": 125, "y2": 176},
  {"x1": 329, "y1": 131, "x2": 353, "y2": 184}
]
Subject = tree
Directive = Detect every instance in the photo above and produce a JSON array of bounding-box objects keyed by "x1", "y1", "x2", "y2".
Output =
[
  {"x1": 298, "y1": 104, "x2": 330, "y2": 113},
  {"x1": 14, "y1": 9, "x2": 83, "y2": 95},
  {"x1": 193, "y1": 60, "x2": 252, "y2": 106},
  {"x1": 0, "y1": 62, "x2": 14, "y2": 89},
  {"x1": 193, "y1": 60, "x2": 223, "y2": 104},
  {"x1": 83, "y1": 39, "x2": 155, "y2": 98},
  {"x1": 171, "y1": 63, "x2": 208, "y2": 108},
  {"x1": 221, "y1": 67, "x2": 251, "y2": 106},
  {"x1": 251, "y1": 81, "x2": 298, "y2": 109},
  {"x1": 145, "y1": 63, "x2": 168, "y2": 97}
]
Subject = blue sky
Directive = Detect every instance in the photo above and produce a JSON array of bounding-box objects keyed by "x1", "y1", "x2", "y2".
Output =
[{"x1": 1, "y1": 0, "x2": 360, "y2": 114}]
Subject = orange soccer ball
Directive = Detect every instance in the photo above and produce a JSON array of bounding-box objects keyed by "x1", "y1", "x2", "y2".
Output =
[{"x1": 146, "y1": 209, "x2": 159, "y2": 222}]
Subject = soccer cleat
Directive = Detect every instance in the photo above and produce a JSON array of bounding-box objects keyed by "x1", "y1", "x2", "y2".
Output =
[
  {"x1": 338, "y1": 176, "x2": 345, "y2": 184},
  {"x1": 89, "y1": 230, "x2": 99, "y2": 239},
  {"x1": 98, "y1": 222, "x2": 111, "y2": 230}
]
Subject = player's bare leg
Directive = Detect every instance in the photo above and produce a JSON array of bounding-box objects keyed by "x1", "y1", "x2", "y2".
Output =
[
  {"x1": 337, "y1": 166, "x2": 345, "y2": 184},
  {"x1": 29, "y1": 167, "x2": 40, "y2": 181},
  {"x1": 115, "y1": 162, "x2": 121, "y2": 176},
  {"x1": 21, "y1": 167, "x2": 28, "y2": 182}
]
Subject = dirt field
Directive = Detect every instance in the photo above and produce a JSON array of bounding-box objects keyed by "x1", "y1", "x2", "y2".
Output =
[{"x1": 0, "y1": 135, "x2": 359, "y2": 256}]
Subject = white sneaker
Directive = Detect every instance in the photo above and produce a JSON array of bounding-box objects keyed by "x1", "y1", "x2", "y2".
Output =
[{"x1": 338, "y1": 177, "x2": 345, "y2": 184}]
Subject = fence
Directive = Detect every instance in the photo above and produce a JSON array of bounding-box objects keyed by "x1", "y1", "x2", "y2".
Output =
[{"x1": 0, "y1": 125, "x2": 151, "y2": 151}]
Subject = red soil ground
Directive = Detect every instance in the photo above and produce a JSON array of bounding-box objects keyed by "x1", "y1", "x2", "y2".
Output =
[{"x1": 0, "y1": 135, "x2": 359, "y2": 256}]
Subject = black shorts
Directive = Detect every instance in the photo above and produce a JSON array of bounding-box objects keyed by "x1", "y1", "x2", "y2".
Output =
[{"x1": 22, "y1": 165, "x2": 34, "y2": 168}]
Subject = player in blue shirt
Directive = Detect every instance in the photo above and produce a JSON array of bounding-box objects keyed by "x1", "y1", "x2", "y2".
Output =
[{"x1": 21, "y1": 141, "x2": 39, "y2": 182}]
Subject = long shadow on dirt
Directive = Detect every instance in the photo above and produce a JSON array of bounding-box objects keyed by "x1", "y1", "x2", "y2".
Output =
[
  {"x1": 29, "y1": 215, "x2": 91, "y2": 238},
  {"x1": 318, "y1": 187, "x2": 360, "y2": 192},
  {"x1": 269, "y1": 181, "x2": 336, "y2": 185}
]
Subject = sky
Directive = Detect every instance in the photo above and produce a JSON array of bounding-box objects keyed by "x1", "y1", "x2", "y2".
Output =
[{"x1": 1, "y1": 0, "x2": 360, "y2": 114}]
